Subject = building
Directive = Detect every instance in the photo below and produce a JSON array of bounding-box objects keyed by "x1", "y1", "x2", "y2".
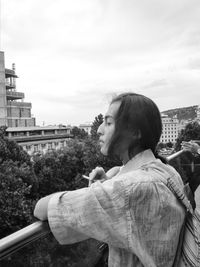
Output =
[
  {"x1": 0, "y1": 51, "x2": 36, "y2": 128},
  {"x1": 79, "y1": 122, "x2": 92, "y2": 135},
  {"x1": 160, "y1": 114, "x2": 179, "y2": 143},
  {"x1": 6, "y1": 125, "x2": 72, "y2": 155},
  {"x1": 195, "y1": 105, "x2": 200, "y2": 123},
  {"x1": 1, "y1": 51, "x2": 72, "y2": 155}
]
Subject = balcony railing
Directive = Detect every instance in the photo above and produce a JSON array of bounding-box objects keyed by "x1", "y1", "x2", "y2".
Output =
[
  {"x1": 0, "y1": 149, "x2": 191, "y2": 261},
  {"x1": 6, "y1": 91, "x2": 24, "y2": 100},
  {"x1": 0, "y1": 222, "x2": 50, "y2": 260},
  {"x1": 7, "y1": 100, "x2": 32, "y2": 108}
]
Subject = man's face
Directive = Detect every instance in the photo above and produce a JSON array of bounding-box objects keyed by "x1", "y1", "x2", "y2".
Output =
[{"x1": 97, "y1": 101, "x2": 121, "y2": 156}]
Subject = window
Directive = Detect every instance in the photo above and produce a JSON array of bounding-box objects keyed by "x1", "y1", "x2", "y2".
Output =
[
  {"x1": 48, "y1": 143, "x2": 52, "y2": 149},
  {"x1": 34, "y1": 145, "x2": 38, "y2": 152}
]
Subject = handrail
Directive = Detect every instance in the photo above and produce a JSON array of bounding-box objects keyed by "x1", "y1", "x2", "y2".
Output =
[
  {"x1": 0, "y1": 149, "x2": 186, "y2": 260},
  {"x1": 0, "y1": 221, "x2": 50, "y2": 260},
  {"x1": 167, "y1": 149, "x2": 184, "y2": 161}
]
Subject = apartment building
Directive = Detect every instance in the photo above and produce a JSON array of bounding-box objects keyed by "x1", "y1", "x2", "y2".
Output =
[
  {"x1": 79, "y1": 122, "x2": 92, "y2": 135},
  {"x1": 0, "y1": 51, "x2": 72, "y2": 155},
  {"x1": 0, "y1": 51, "x2": 35, "y2": 127},
  {"x1": 160, "y1": 114, "x2": 179, "y2": 143},
  {"x1": 6, "y1": 125, "x2": 72, "y2": 155}
]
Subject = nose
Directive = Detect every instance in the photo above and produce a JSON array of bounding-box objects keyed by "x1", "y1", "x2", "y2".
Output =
[{"x1": 97, "y1": 122, "x2": 104, "y2": 136}]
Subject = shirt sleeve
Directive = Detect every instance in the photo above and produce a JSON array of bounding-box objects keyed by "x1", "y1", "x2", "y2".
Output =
[
  {"x1": 47, "y1": 178, "x2": 129, "y2": 248},
  {"x1": 127, "y1": 180, "x2": 185, "y2": 266}
]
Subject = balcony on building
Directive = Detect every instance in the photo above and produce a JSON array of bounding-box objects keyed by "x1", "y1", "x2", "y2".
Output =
[
  {"x1": 6, "y1": 90, "x2": 25, "y2": 100},
  {"x1": 5, "y1": 68, "x2": 18, "y2": 89},
  {"x1": 7, "y1": 100, "x2": 32, "y2": 108},
  {"x1": 6, "y1": 126, "x2": 72, "y2": 143}
]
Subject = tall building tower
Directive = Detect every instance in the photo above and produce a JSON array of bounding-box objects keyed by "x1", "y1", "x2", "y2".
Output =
[
  {"x1": 0, "y1": 51, "x2": 35, "y2": 127},
  {"x1": 196, "y1": 105, "x2": 200, "y2": 123},
  {"x1": 160, "y1": 114, "x2": 179, "y2": 143},
  {"x1": 0, "y1": 52, "x2": 7, "y2": 125}
]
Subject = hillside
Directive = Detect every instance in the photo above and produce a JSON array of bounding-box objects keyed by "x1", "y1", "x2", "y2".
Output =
[{"x1": 162, "y1": 105, "x2": 198, "y2": 121}]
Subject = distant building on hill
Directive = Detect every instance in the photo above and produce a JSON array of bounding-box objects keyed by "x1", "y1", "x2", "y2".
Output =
[
  {"x1": 6, "y1": 125, "x2": 72, "y2": 155},
  {"x1": 160, "y1": 114, "x2": 179, "y2": 143},
  {"x1": 0, "y1": 51, "x2": 72, "y2": 155},
  {"x1": 195, "y1": 105, "x2": 200, "y2": 123},
  {"x1": 79, "y1": 122, "x2": 92, "y2": 135}
]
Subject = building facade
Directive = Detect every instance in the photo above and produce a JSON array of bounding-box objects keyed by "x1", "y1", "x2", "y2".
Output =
[
  {"x1": 1, "y1": 51, "x2": 72, "y2": 155},
  {"x1": 196, "y1": 105, "x2": 200, "y2": 123},
  {"x1": 6, "y1": 125, "x2": 72, "y2": 156},
  {"x1": 0, "y1": 51, "x2": 36, "y2": 128},
  {"x1": 160, "y1": 114, "x2": 179, "y2": 143},
  {"x1": 79, "y1": 122, "x2": 92, "y2": 135}
]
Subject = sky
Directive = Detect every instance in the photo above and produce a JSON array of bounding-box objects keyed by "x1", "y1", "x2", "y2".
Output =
[{"x1": 1, "y1": 0, "x2": 200, "y2": 126}]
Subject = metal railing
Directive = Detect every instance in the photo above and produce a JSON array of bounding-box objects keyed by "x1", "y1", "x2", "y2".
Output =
[
  {"x1": 0, "y1": 149, "x2": 186, "y2": 260},
  {"x1": 0, "y1": 221, "x2": 50, "y2": 260},
  {"x1": 6, "y1": 91, "x2": 25, "y2": 99}
]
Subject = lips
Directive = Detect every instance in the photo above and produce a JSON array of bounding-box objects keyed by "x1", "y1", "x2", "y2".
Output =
[{"x1": 99, "y1": 140, "x2": 104, "y2": 145}]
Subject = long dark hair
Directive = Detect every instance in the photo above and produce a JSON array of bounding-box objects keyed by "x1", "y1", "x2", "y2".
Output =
[{"x1": 108, "y1": 92, "x2": 166, "y2": 163}]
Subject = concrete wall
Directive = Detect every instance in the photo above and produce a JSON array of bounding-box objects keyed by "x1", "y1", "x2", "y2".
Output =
[
  {"x1": 7, "y1": 106, "x2": 31, "y2": 117},
  {"x1": 0, "y1": 52, "x2": 7, "y2": 126},
  {"x1": 7, "y1": 118, "x2": 36, "y2": 127}
]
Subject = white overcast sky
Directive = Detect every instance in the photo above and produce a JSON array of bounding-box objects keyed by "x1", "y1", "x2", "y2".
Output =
[{"x1": 1, "y1": 0, "x2": 200, "y2": 126}]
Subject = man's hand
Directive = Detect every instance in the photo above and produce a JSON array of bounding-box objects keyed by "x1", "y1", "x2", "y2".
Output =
[
  {"x1": 181, "y1": 141, "x2": 200, "y2": 155},
  {"x1": 88, "y1": 166, "x2": 121, "y2": 186},
  {"x1": 34, "y1": 194, "x2": 53, "y2": 221},
  {"x1": 88, "y1": 167, "x2": 108, "y2": 186}
]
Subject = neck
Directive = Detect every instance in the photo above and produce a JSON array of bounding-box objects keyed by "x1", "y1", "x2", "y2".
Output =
[{"x1": 121, "y1": 146, "x2": 144, "y2": 165}]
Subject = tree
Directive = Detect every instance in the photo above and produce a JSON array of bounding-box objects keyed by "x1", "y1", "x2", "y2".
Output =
[
  {"x1": 175, "y1": 121, "x2": 200, "y2": 151},
  {"x1": 157, "y1": 142, "x2": 166, "y2": 150},
  {"x1": 0, "y1": 160, "x2": 33, "y2": 238},
  {"x1": 172, "y1": 121, "x2": 200, "y2": 183},
  {"x1": 71, "y1": 126, "x2": 88, "y2": 140},
  {"x1": 90, "y1": 114, "x2": 104, "y2": 140},
  {"x1": 33, "y1": 139, "x2": 87, "y2": 197},
  {"x1": 166, "y1": 141, "x2": 173, "y2": 148},
  {"x1": 0, "y1": 128, "x2": 36, "y2": 238}
]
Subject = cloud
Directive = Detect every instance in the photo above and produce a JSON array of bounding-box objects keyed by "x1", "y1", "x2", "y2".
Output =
[
  {"x1": 2, "y1": 0, "x2": 200, "y2": 125},
  {"x1": 188, "y1": 57, "x2": 200, "y2": 70}
]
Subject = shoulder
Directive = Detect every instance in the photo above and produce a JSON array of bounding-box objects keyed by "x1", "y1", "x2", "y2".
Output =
[{"x1": 117, "y1": 159, "x2": 183, "y2": 188}]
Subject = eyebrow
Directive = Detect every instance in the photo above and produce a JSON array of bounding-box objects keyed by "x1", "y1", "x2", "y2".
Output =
[{"x1": 104, "y1": 115, "x2": 114, "y2": 120}]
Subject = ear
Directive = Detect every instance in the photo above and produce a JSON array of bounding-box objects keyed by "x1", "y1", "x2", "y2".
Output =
[{"x1": 132, "y1": 129, "x2": 141, "y2": 140}]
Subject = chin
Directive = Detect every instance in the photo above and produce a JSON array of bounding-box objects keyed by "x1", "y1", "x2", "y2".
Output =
[{"x1": 100, "y1": 147, "x2": 108, "y2": 156}]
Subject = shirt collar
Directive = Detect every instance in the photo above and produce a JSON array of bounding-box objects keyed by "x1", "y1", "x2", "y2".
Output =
[{"x1": 118, "y1": 149, "x2": 156, "y2": 175}]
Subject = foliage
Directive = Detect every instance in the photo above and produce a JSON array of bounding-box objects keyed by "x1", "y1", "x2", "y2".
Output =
[
  {"x1": 172, "y1": 121, "x2": 200, "y2": 183},
  {"x1": 0, "y1": 128, "x2": 37, "y2": 237},
  {"x1": 33, "y1": 139, "x2": 87, "y2": 198},
  {"x1": 0, "y1": 121, "x2": 119, "y2": 266},
  {"x1": 0, "y1": 160, "x2": 34, "y2": 238},
  {"x1": 166, "y1": 141, "x2": 173, "y2": 148},
  {"x1": 163, "y1": 105, "x2": 198, "y2": 121},
  {"x1": 90, "y1": 114, "x2": 104, "y2": 140},
  {"x1": 0, "y1": 127, "x2": 31, "y2": 166},
  {"x1": 175, "y1": 121, "x2": 200, "y2": 151},
  {"x1": 71, "y1": 126, "x2": 88, "y2": 140},
  {"x1": 157, "y1": 142, "x2": 166, "y2": 150}
]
